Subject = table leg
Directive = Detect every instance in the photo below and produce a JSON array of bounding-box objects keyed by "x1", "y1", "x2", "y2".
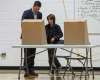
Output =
[
  {"x1": 90, "y1": 48, "x2": 94, "y2": 80},
  {"x1": 18, "y1": 48, "x2": 23, "y2": 80},
  {"x1": 85, "y1": 48, "x2": 89, "y2": 80}
]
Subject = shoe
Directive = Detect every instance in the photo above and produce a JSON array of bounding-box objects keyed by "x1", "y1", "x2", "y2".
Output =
[
  {"x1": 49, "y1": 70, "x2": 54, "y2": 75},
  {"x1": 24, "y1": 72, "x2": 38, "y2": 78},
  {"x1": 56, "y1": 66, "x2": 62, "y2": 75},
  {"x1": 30, "y1": 71, "x2": 38, "y2": 76},
  {"x1": 24, "y1": 73, "x2": 30, "y2": 77},
  {"x1": 56, "y1": 69, "x2": 60, "y2": 75}
]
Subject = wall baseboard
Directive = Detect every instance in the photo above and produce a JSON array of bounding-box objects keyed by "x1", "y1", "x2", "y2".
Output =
[{"x1": 0, "y1": 66, "x2": 100, "y2": 71}]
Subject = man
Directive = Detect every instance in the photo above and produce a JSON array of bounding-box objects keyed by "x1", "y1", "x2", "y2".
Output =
[{"x1": 21, "y1": 1, "x2": 42, "y2": 77}]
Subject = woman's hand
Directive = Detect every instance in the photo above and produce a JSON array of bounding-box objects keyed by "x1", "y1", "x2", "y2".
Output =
[{"x1": 50, "y1": 37, "x2": 55, "y2": 42}]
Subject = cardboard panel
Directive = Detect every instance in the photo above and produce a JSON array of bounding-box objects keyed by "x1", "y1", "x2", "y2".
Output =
[
  {"x1": 21, "y1": 19, "x2": 47, "y2": 45},
  {"x1": 64, "y1": 19, "x2": 89, "y2": 45}
]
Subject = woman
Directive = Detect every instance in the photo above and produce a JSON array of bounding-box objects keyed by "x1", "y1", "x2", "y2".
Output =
[{"x1": 45, "y1": 14, "x2": 63, "y2": 74}]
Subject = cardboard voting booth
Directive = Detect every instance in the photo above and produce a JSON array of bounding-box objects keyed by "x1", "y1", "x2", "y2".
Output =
[
  {"x1": 64, "y1": 19, "x2": 89, "y2": 45},
  {"x1": 21, "y1": 19, "x2": 47, "y2": 45}
]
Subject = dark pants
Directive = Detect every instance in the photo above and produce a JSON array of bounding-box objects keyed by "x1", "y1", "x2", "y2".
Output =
[
  {"x1": 24, "y1": 48, "x2": 36, "y2": 73},
  {"x1": 48, "y1": 48, "x2": 61, "y2": 69}
]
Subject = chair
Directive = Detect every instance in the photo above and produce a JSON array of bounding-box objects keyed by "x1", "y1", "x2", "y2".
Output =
[{"x1": 56, "y1": 19, "x2": 94, "y2": 80}]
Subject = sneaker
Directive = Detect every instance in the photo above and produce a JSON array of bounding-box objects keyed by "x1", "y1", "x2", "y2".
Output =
[
  {"x1": 56, "y1": 66, "x2": 62, "y2": 74},
  {"x1": 49, "y1": 70, "x2": 55, "y2": 75},
  {"x1": 56, "y1": 69, "x2": 60, "y2": 75}
]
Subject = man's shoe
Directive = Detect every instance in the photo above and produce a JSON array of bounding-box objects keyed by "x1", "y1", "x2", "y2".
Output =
[
  {"x1": 30, "y1": 72, "x2": 38, "y2": 76},
  {"x1": 24, "y1": 73, "x2": 30, "y2": 77},
  {"x1": 24, "y1": 72, "x2": 37, "y2": 78}
]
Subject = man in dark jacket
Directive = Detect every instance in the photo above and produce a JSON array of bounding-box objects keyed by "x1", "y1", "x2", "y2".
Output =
[
  {"x1": 45, "y1": 14, "x2": 63, "y2": 74},
  {"x1": 21, "y1": 1, "x2": 42, "y2": 77}
]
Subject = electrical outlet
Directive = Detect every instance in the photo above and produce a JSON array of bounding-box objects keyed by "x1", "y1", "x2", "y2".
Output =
[{"x1": 1, "y1": 52, "x2": 6, "y2": 58}]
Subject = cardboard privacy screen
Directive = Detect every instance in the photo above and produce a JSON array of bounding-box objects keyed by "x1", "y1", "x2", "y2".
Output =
[
  {"x1": 64, "y1": 19, "x2": 89, "y2": 45},
  {"x1": 21, "y1": 19, "x2": 47, "y2": 45}
]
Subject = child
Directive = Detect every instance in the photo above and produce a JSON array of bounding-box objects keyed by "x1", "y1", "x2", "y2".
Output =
[{"x1": 45, "y1": 14, "x2": 63, "y2": 74}]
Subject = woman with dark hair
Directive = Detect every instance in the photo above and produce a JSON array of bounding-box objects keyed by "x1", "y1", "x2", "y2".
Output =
[{"x1": 45, "y1": 14, "x2": 63, "y2": 74}]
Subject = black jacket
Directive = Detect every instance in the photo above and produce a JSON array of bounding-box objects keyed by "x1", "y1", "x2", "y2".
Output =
[
  {"x1": 22, "y1": 8, "x2": 42, "y2": 20},
  {"x1": 45, "y1": 24, "x2": 63, "y2": 44}
]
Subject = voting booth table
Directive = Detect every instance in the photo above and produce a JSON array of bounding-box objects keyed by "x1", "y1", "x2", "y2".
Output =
[{"x1": 12, "y1": 19, "x2": 100, "y2": 80}]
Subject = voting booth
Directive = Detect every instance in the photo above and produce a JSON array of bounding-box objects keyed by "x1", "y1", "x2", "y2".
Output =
[
  {"x1": 21, "y1": 19, "x2": 47, "y2": 45},
  {"x1": 64, "y1": 19, "x2": 89, "y2": 45}
]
